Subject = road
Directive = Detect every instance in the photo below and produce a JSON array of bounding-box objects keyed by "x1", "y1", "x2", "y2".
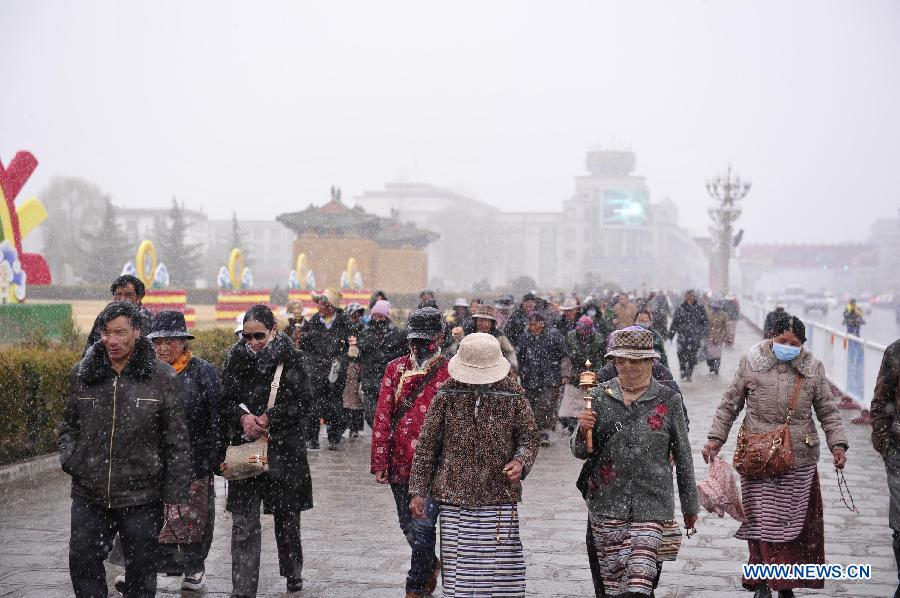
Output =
[
  {"x1": 785, "y1": 301, "x2": 900, "y2": 347},
  {"x1": 0, "y1": 321, "x2": 895, "y2": 597}
]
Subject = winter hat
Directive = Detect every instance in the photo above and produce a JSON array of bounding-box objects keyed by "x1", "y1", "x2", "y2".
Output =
[
  {"x1": 453, "y1": 297, "x2": 469, "y2": 308},
  {"x1": 146, "y1": 310, "x2": 194, "y2": 340},
  {"x1": 448, "y1": 332, "x2": 510, "y2": 385},
  {"x1": 406, "y1": 307, "x2": 444, "y2": 340},
  {"x1": 371, "y1": 299, "x2": 392, "y2": 318},
  {"x1": 605, "y1": 326, "x2": 660, "y2": 360},
  {"x1": 346, "y1": 302, "x2": 366, "y2": 315},
  {"x1": 494, "y1": 293, "x2": 515, "y2": 308},
  {"x1": 576, "y1": 315, "x2": 594, "y2": 332}
]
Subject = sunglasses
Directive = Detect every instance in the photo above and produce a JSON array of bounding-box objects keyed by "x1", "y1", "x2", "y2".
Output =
[{"x1": 242, "y1": 332, "x2": 269, "y2": 341}]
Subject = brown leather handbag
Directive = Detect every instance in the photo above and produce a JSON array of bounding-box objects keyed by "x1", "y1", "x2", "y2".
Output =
[{"x1": 733, "y1": 373, "x2": 803, "y2": 480}]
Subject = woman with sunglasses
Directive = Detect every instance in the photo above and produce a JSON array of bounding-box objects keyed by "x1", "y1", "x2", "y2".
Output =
[{"x1": 220, "y1": 305, "x2": 314, "y2": 597}]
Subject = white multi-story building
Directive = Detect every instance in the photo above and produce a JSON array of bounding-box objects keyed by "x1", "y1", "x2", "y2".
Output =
[
  {"x1": 355, "y1": 150, "x2": 707, "y2": 292},
  {"x1": 205, "y1": 219, "x2": 296, "y2": 289}
]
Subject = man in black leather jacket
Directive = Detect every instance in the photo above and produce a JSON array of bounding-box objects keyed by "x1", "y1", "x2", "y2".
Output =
[{"x1": 59, "y1": 301, "x2": 190, "y2": 598}]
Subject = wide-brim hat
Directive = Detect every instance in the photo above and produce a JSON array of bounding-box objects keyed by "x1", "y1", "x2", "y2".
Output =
[
  {"x1": 470, "y1": 304, "x2": 497, "y2": 321},
  {"x1": 605, "y1": 326, "x2": 659, "y2": 360},
  {"x1": 453, "y1": 297, "x2": 469, "y2": 308},
  {"x1": 559, "y1": 297, "x2": 580, "y2": 311},
  {"x1": 448, "y1": 332, "x2": 510, "y2": 384},
  {"x1": 146, "y1": 310, "x2": 195, "y2": 340},
  {"x1": 313, "y1": 287, "x2": 343, "y2": 306}
]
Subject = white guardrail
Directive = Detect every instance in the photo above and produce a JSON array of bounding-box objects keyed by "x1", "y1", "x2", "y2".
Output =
[{"x1": 743, "y1": 301, "x2": 886, "y2": 410}]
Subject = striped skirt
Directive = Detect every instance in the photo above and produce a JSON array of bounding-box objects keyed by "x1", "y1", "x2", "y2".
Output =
[
  {"x1": 440, "y1": 504, "x2": 526, "y2": 597},
  {"x1": 588, "y1": 514, "x2": 662, "y2": 596}
]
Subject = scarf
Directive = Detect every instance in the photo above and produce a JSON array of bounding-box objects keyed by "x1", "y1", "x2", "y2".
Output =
[{"x1": 171, "y1": 350, "x2": 193, "y2": 374}]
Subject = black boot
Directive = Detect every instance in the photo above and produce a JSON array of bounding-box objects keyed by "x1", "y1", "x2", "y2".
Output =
[
  {"x1": 778, "y1": 590, "x2": 794, "y2": 598},
  {"x1": 752, "y1": 586, "x2": 772, "y2": 598}
]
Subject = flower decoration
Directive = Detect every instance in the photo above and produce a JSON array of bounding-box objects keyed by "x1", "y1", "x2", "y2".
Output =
[
  {"x1": 647, "y1": 413, "x2": 665, "y2": 431},
  {"x1": 597, "y1": 459, "x2": 617, "y2": 485},
  {"x1": 656, "y1": 403, "x2": 669, "y2": 417},
  {"x1": 0, "y1": 240, "x2": 26, "y2": 303}
]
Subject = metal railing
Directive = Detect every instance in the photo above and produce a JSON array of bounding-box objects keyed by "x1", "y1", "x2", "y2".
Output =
[{"x1": 743, "y1": 301, "x2": 886, "y2": 410}]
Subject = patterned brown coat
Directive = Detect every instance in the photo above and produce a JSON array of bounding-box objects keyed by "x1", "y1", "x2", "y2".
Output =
[{"x1": 408, "y1": 376, "x2": 539, "y2": 507}]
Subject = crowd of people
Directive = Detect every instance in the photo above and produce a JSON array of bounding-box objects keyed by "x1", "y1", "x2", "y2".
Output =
[{"x1": 55, "y1": 274, "x2": 900, "y2": 598}]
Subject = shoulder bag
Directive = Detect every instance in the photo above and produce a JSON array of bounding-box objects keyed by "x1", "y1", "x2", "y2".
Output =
[
  {"x1": 223, "y1": 363, "x2": 284, "y2": 481},
  {"x1": 733, "y1": 372, "x2": 803, "y2": 480}
]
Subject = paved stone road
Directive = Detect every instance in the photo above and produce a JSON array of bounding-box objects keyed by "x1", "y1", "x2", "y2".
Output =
[{"x1": 0, "y1": 322, "x2": 895, "y2": 597}]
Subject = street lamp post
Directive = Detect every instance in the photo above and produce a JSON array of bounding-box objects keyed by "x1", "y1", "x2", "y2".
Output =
[{"x1": 706, "y1": 166, "x2": 751, "y2": 295}]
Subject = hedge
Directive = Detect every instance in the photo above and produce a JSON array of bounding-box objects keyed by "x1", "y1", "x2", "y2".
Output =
[{"x1": 0, "y1": 328, "x2": 240, "y2": 466}]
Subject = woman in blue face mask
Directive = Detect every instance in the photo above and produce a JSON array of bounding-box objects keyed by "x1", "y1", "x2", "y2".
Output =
[{"x1": 701, "y1": 312, "x2": 849, "y2": 598}]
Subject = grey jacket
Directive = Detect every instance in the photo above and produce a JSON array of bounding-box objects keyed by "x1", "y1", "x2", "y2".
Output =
[
  {"x1": 571, "y1": 378, "x2": 699, "y2": 521},
  {"x1": 707, "y1": 340, "x2": 849, "y2": 466}
]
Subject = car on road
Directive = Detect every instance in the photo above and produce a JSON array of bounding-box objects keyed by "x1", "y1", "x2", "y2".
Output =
[{"x1": 803, "y1": 292, "x2": 829, "y2": 315}]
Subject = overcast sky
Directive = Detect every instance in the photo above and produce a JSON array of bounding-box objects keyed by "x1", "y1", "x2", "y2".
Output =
[{"x1": 2, "y1": 1, "x2": 898, "y2": 243}]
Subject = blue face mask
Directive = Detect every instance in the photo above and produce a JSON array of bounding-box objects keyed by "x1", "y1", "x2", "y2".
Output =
[
  {"x1": 635, "y1": 321, "x2": 651, "y2": 329},
  {"x1": 772, "y1": 343, "x2": 801, "y2": 362}
]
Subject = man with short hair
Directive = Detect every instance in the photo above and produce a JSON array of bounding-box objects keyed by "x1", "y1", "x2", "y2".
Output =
[
  {"x1": 371, "y1": 307, "x2": 449, "y2": 598},
  {"x1": 60, "y1": 301, "x2": 190, "y2": 598},
  {"x1": 516, "y1": 312, "x2": 570, "y2": 446},
  {"x1": 85, "y1": 275, "x2": 154, "y2": 349}
]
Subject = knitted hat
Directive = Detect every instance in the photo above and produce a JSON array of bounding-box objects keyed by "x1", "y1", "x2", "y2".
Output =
[
  {"x1": 470, "y1": 304, "x2": 498, "y2": 321},
  {"x1": 576, "y1": 315, "x2": 594, "y2": 332},
  {"x1": 370, "y1": 299, "x2": 392, "y2": 318}
]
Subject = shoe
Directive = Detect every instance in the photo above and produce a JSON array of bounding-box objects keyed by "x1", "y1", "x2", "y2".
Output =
[
  {"x1": 539, "y1": 432, "x2": 551, "y2": 447},
  {"x1": 114, "y1": 574, "x2": 126, "y2": 594},
  {"x1": 182, "y1": 570, "x2": 205, "y2": 591},
  {"x1": 777, "y1": 591, "x2": 795, "y2": 598},
  {"x1": 752, "y1": 586, "x2": 772, "y2": 598},
  {"x1": 287, "y1": 577, "x2": 304, "y2": 592},
  {"x1": 328, "y1": 441, "x2": 340, "y2": 451},
  {"x1": 307, "y1": 440, "x2": 320, "y2": 450},
  {"x1": 425, "y1": 557, "x2": 441, "y2": 594},
  {"x1": 405, "y1": 592, "x2": 423, "y2": 598},
  {"x1": 349, "y1": 430, "x2": 360, "y2": 439}
]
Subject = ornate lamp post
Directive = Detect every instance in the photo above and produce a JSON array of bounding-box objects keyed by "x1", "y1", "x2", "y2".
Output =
[{"x1": 706, "y1": 166, "x2": 751, "y2": 295}]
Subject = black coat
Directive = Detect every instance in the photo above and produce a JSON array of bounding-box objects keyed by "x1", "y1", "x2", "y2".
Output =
[
  {"x1": 357, "y1": 321, "x2": 407, "y2": 391},
  {"x1": 516, "y1": 329, "x2": 569, "y2": 390},
  {"x1": 177, "y1": 357, "x2": 223, "y2": 479},
  {"x1": 299, "y1": 310, "x2": 353, "y2": 383},
  {"x1": 669, "y1": 301, "x2": 709, "y2": 342},
  {"x1": 220, "y1": 332, "x2": 314, "y2": 514},
  {"x1": 59, "y1": 337, "x2": 191, "y2": 508}
]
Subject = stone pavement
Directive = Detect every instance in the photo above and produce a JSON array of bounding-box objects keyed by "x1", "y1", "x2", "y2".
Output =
[{"x1": 0, "y1": 321, "x2": 895, "y2": 597}]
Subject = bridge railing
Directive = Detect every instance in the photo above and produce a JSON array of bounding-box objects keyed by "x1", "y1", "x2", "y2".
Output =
[{"x1": 743, "y1": 301, "x2": 886, "y2": 410}]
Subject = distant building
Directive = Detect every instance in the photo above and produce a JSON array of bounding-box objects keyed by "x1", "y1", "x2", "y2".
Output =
[
  {"x1": 205, "y1": 219, "x2": 295, "y2": 289},
  {"x1": 276, "y1": 188, "x2": 438, "y2": 294},
  {"x1": 355, "y1": 150, "x2": 707, "y2": 291},
  {"x1": 868, "y1": 210, "x2": 900, "y2": 292}
]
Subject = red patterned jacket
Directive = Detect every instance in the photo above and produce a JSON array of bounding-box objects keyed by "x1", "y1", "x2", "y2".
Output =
[{"x1": 370, "y1": 353, "x2": 451, "y2": 484}]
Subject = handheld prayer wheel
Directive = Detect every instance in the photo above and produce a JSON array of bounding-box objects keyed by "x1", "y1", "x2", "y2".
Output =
[{"x1": 579, "y1": 360, "x2": 599, "y2": 452}]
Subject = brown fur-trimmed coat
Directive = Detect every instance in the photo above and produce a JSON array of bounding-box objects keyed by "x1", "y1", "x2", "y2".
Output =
[{"x1": 408, "y1": 376, "x2": 539, "y2": 507}]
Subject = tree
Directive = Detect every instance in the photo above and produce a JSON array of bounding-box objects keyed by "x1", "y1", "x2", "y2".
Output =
[
  {"x1": 508, "y1": 275, "x2": 537, "y2": 297},
  {"x1": 153, "y1": 197, "x2": 205, "y2": 287},
  {"x1": 77, "y1": 197, "x2": 132, "y2": 285},
  {"x1": 39, "y1": 176, "x2": 110, "y2": 284},
  {"x1": 229, "y1": 212, "x2": 250, "y2": 265}
]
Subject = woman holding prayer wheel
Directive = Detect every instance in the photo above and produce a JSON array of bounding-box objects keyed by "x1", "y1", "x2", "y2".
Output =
[{"x1": 572, "y1": 327, "x2": 699, "y2": 598}]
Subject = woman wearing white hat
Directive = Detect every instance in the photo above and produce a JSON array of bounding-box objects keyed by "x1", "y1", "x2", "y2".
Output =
[{"x1": 408, "y1": 333, "x2": 539, "y2": 597}]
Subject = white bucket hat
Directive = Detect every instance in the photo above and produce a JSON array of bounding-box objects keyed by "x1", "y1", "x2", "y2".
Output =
[{"x1": 448, "y1": 332, "x2": 510, "y2": 385}]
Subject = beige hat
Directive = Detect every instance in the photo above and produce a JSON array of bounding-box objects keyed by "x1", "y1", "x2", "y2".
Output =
[
  {"x1": 559, "y1": 297, "x2": 580, "y2": 311},
  {"x1": 605, "y1": 326, "x2": 660, "y2": 360},
  {"x1": 448, "y1": 332, "x2": 511, "y2": 384},
  {"x1": 313, "y1": 287, "x2": 343, "y2": 306},
  {"x1": 470, "y1": 304, "x2": 498, "y2": 321}
]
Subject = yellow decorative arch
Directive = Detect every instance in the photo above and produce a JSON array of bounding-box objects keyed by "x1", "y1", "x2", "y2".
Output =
[
  {"x1": 136, "y1": 240, "x2": 158, "y2": 287},
  {"x1": 296, "y1": 253, "x2": 308, "y2": 283},
  {"x1": 228, "y1": 248, "x2": 244, "y2": 290},
  {"x1": 346, "y1": 257, "x2": 358, "y2": 283}
]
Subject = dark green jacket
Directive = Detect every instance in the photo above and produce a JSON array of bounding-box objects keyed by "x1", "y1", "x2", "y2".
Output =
[
  {"x1": 571, "y1": 378, "x2": 699, "y2": 520},
  {"x1": 566, "y1": 329, "x2": 606, "y2": 373}
]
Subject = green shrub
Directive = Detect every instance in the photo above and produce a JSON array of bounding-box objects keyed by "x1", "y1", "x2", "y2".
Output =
[
  {"x1": 0, "y1": 347, "x2": 80, "y2": 465},
  {"x1": 190, "y1": 328, "x2": 238, "y2": 372}
]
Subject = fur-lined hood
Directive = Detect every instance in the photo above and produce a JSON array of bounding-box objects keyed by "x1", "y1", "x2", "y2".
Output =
[
  {"x1": 747, "y1": 339, "x2": 815, "y2": 377},
  {"x1": 78, "y1": 337, "x2": 159, "y2": 385}
]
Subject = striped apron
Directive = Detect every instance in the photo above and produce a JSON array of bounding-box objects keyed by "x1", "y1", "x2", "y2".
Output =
[{"x1": 440, "y1": 504, "x2": 526, "y2": 597}]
